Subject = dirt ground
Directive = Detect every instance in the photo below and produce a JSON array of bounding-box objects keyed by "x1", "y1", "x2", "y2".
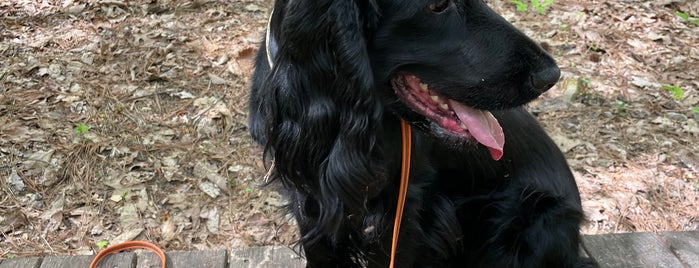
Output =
[{"x1": 1, "y1": 0, "x2": 697, "y2": 258}]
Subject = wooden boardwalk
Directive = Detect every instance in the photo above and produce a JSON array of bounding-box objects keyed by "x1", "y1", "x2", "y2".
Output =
[{"x1": 1, "y1": 232, "x2": 698, "y2": 268}]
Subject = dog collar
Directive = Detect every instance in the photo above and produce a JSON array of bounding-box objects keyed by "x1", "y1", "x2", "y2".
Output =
[{"x1": 265, "y1": 9, "x2": 278, "y2": 68}]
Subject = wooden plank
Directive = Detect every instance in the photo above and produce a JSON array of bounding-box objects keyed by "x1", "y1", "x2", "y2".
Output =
[
  {"x1": 583, "y1": 232, "x2": 684, "y2": 268},
  {"x1": 136, "y1": 249, "x2": 226, "y2": 268},
  {"x1": 2, "y1": 231, "x2": 696, "y2": 268},
  {"x1": 39, "y1": 255, "x2": 92, "y2": 268},
  {"x1": 88, "y1": 252, "x2": 136, "y2": 268},
  {"x1": 230, "y1": 246, "x2": 305, "y2": 268},
  {"x1": 660, "y1": 231, "x2": 699, "y2": 267},
  {"x1": 0, "y1": 257, "x2": 41, "y2": 268}
]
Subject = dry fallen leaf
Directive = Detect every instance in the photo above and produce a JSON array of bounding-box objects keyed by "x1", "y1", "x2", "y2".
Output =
[{"x1": 198, "y1": 181, "x2": 221, "y2": 198}]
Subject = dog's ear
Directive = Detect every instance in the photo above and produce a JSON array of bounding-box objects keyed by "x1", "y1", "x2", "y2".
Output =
[{"x1": 253, "y1": 0, "x2": 383, "y2": 241}]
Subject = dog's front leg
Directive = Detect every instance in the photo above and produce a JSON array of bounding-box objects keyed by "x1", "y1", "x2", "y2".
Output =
[{"x1": 466, "y1": 184, "x2": 591, "y2": 268}]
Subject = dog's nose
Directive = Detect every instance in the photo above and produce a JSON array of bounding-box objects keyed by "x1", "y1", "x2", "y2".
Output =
[{"x1": 530, "y1": 66, "x2": 561, "y2": 92}]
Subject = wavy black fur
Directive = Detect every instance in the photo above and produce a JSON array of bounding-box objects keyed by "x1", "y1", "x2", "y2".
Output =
[{"x1": 248, "y1": 0, "x2": 599, "y2": 267}]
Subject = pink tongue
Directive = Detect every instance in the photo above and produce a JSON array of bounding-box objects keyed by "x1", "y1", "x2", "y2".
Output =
[{"x1": 449, "y1": 100, "x2": 505, "y2": 160}]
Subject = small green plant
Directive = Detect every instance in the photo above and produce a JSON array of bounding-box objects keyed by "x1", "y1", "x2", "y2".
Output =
[
  {"x1": 121, "y1": 191, "x2": 129, "y2": 199},
  {"x1": 511, "y1": 0, "x2": 554, "y2": 14},
  {"x1": 675, "y1": 12, "x2": 699, "y2": 25},
  {"x1": 510, "y1": 0, "x2": 528, "y2": 12},
  {"x1": 615, "y1": 101, "x2": 627, "y2": 116},
  {"x1": 97, "y1": 240, "x2": 109, "y2": 250},
  {"x1": 589, "y1": 44, "x2": 604, "y2": 53},
  {"x1": 531, "y1": 0, "x2": 554, "y2": 15},
  {"x1": 580, "y1": 77, "x2": 593, "y2": 89},
  {"x1": 661, "y1": 84, "x2": 697, "y2": 114},
  {"x1": 6, "y1": 253, "x2": 15, "y2": 259},
  {"x1": 73, "y1": 123, "x2": 89, "y2": 142},
  {"x1": 662, "y1": 84, "x2": 684, "y2": 100},
  {"x1": 227, "y1": 178, "x2": 236, "y2": 190},
  {"x1": 245, "y1": 186, "x2": 253, "y2": 193},
  {"x1": 74, "y1": 123, "x2": 89, "y2": 135}
]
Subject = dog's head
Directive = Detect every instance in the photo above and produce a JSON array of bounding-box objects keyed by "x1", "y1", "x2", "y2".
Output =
[
  {"x1": 368, "y1": 0, "x2": 560, "y2": 159},
  {"x1": 260, "y1": 0, "x2": 559, "y2": 159}
]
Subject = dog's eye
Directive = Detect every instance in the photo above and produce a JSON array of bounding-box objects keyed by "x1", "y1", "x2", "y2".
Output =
[{"x1": 429, "y1": 0, "x2": 451, "y2": 13}]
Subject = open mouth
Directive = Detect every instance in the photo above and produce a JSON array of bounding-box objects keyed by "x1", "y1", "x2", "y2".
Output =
[{"x1": 392, "y1": 74, "x2": 505, "y2": 160}]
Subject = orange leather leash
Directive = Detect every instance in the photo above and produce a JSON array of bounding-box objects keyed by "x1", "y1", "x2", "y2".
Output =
[
  {"x1": 390, "y1": 120, "x2": 412, "y2": 268},
  {"x1": 89, "y1": 240, "x2": 166, "y2": 268}
]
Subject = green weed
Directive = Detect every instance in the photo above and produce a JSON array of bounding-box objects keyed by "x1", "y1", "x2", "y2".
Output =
[
  {"x1": 511, "y1": 0, "x2": 554, "y2": 14},
  {"x1": 662, "y1": 84, "x2": 684, "y2": 100},
  {"x1": 510, "y1": 0, "x2": 528, "y2": 12},
  {"x1": 661, "y1": 84, "x2": 698, "y2": 114},
  {"x1": 580, "y1": 77, "x2": 593, "y2": 89},
  {"x1": 73, "y1": 123, "x2": 89, "y2": 142},
  {"x1": 675, "y1": 12, "x2": 699, "y2": 25},
  {"x1": 74, "y1": 123, "x2": 89, "y2": 135},
  {"x1": 531, "y1": 0, "x2": 554, "y2": 15},
  {"x1": 227, "y1": 178, "x2": 236, "y2": 190},
  {"x1": 97, "y1": 240, "x2": 109, "y2": 250},
  {"x1": 615, "y1": 101, "x2": 628, "y2": 116}
]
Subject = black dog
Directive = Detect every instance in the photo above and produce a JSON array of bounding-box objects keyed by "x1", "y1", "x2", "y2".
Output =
[{"x1": 248, "y1": 0, "x2": 597, "y2": 267}]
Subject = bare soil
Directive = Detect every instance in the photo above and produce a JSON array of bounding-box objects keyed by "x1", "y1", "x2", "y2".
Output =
[{"x1": 1, "y1": 0, "x2": 697, "y2": 258}]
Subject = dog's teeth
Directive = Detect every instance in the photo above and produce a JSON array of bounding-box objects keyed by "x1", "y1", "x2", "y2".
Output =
[
  {"x1": 440, "y1": 103, "x2": 449, "y2": 110},
  {"x1": 460, "y1": 122, "x2": 468, "y2": 130},
  {"x1": 419, "y1": 83, "x2": 429, "y2": 91},
  {"x1": 431, "y1": 95, "x2": 440, "y2": 103}
]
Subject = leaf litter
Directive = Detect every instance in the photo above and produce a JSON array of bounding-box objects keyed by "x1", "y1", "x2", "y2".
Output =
[{"x1": 0, "y1": 0, "x2": 697, "y2": 258}]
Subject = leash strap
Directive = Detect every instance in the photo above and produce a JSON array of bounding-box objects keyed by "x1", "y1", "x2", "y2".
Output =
[
  {"x1": 89, "y1": 240, "x2": 166, "y2": 268},
  {"x1": 390, "y1": 120, "x2": 412, "y2": 268}
]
